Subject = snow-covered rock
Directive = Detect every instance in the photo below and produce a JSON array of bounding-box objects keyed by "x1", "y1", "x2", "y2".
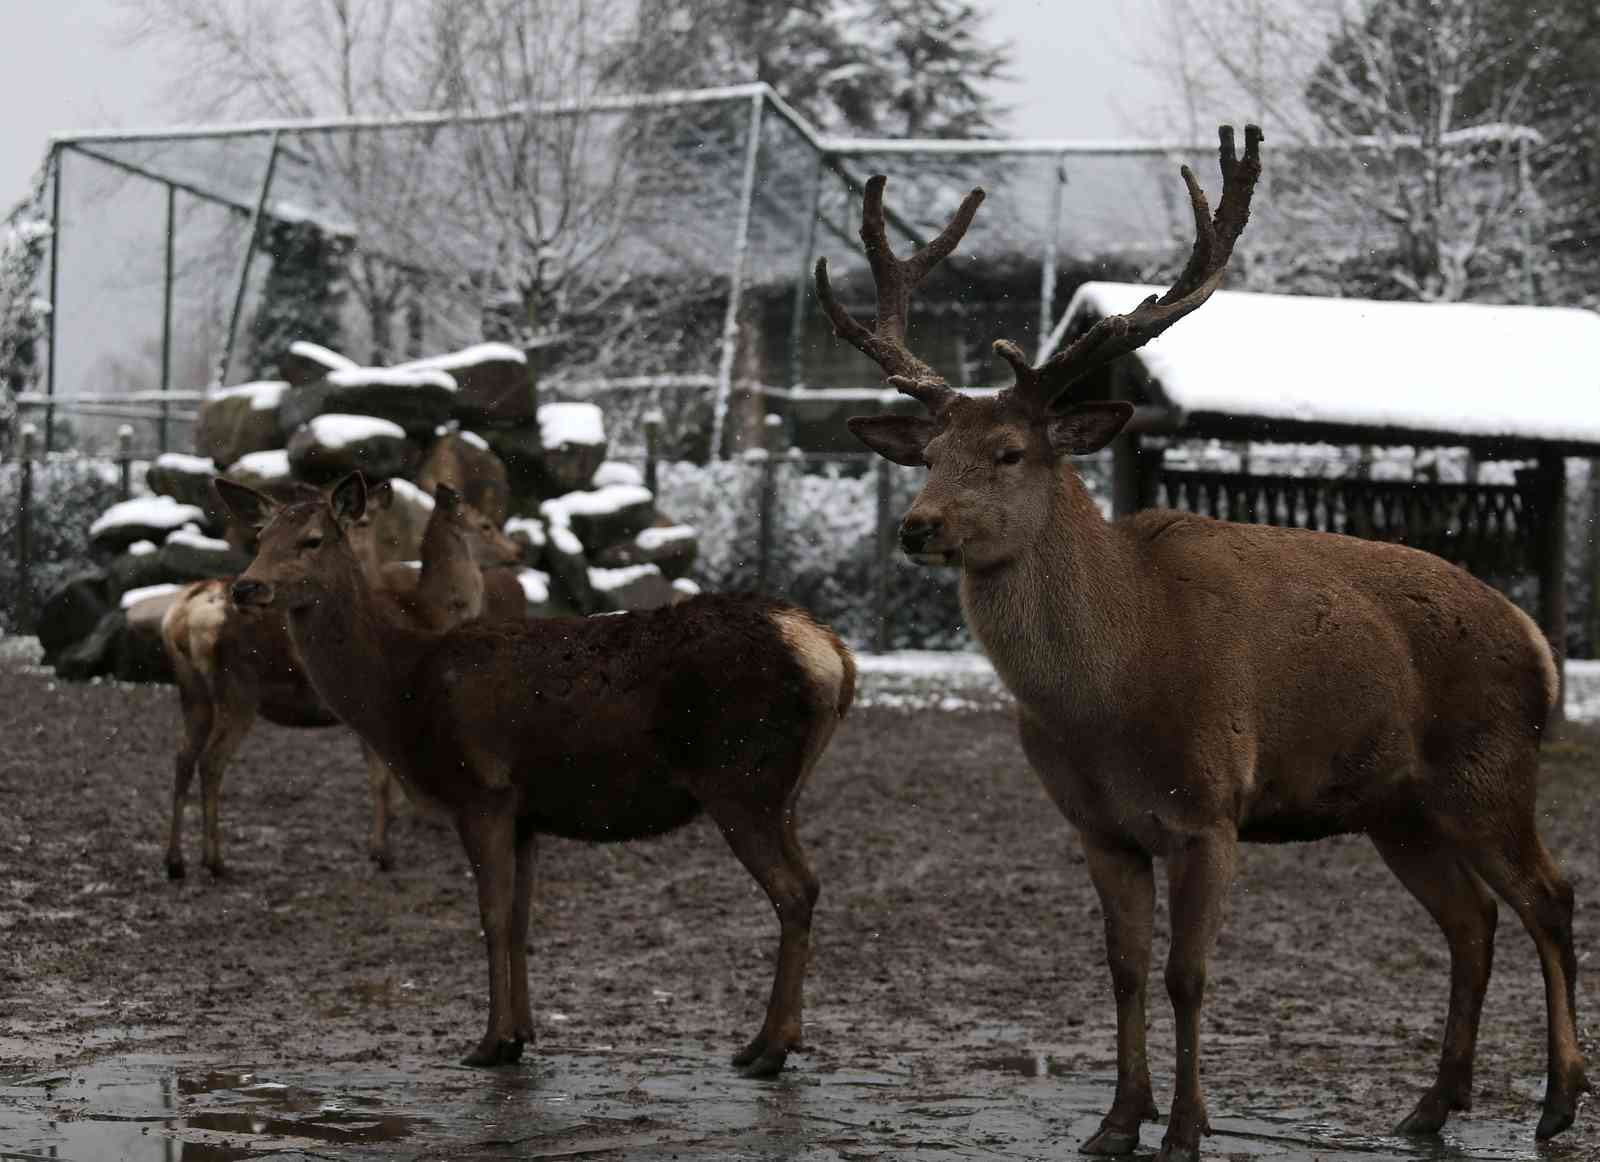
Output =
[
  {"x1": 537, "y1": 402, "x2": 609, "y2": 494},
  {"x1": 418, "y1": 431, "x2": 511, "y2": 525},
  {"x1": 504, "y1": 516, "x2": 546, "y2": 566},
  {"x1": 394, "y1": 342, "x2": 533, "y2": 425},
  {"x1": 287, "y1": 414, "x2": 417, "y2": 484},
  {"x1": 592, "y1": 460, "x2": 644, "y2": 489},
  {"x1": 195, "y1": 380, "x2": 288, "y2": 468},
  {"x1": 90, "y1": 495, "x2": 209, "y2": 554},
  {"x1": 540, "y1": 484, "x2": 654, "y2": 552},
  {"x1": 589, "y1": 562, "x2": 674, "y2": 612},
  {"x1": 281, "y1": 339, "x2": 358, "y2": 385},
  {"x1": 542, "y1": 522, "x2": 595, "y2": 615},
  {"x1": 144, "y1": 452, "x2": 219, "y2": 518},
  {"x1": 224, "y1": 448, "x2": 292, "y2": 490},
  {"x1": 592, "y1": 521, "x2": 698, "y2": 579},
  {"x1": 278, "y1": 365, "x2": 457, "y2": 439}
]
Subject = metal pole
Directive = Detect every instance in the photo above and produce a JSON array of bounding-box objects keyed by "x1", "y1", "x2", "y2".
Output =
[
  {"x1": 643, "y1": 409, "x2": 662, "y2": 498},
  {"x1": 160, "y1": 184, "x2": 176, "y2": 453},
  {"x1": 756, "y1": 413, "x2": 785, "y2": 593},
  {"x1": 15, "y1": 423, "x2": 38, "y2": 632},
  {"x1": 1038, "y1": 158, "x2": 1068, "y2": 355},
  {"x1": 786, "y1": 154, "x2": 827, "y2": 394},
  {"x1": 709, "y1": 93, "x2": 765, "y2": 461},
  {"x1": 117, "y1": 424, "x2": 134, "y2": 500},
  {"x1": 874, "y1": 454, "x2": 894, "y2": 654},
  {"x1": 44, "y1": 146, "x2": 61, "y2": 453},
  {"x1": 217, "y1": 130, "x2": 282, "y2": 386}
]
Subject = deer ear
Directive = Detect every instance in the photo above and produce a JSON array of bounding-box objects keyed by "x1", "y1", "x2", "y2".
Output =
[
  {"x1": 212, "y1": 478, "x2": 278, "y2": 531},
  {"x1": 1045, "y1": 402, "x2": 1135, "y2": 456},
  {"x1": 847, "y1": 415, "x2": 939, "y2": 467},
  {"x1": 330, "y1": 472, "x2": 369, "y2": 523}
]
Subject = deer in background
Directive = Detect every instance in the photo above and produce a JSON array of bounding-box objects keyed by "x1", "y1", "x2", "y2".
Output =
[
  {"x1": 162, "y1": 481, "x2": 519, "y2": 878},
  {"x1": 817, "y1": 126, "x2": 1587, "y2": 1160},
  {"x1": 217, "y1": 472, "x2": 855, "y2": 1074}
]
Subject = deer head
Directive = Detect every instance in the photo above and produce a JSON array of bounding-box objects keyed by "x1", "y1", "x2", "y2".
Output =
[
  {"x1": 219, "y1": 473, "x2": 373, "y2": 611},
  {"x1": 431, "y1": 484, "x2": 522, "y2": 568},
  {"x1": 818, "y1": 125, "x2": 1261, "y2": 571}
]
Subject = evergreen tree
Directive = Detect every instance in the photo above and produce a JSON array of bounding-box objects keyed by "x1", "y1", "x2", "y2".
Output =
[
  {"x1": 624, "y1": 0, "x2": 1010, "y2": 138},
  {"x1": 247, "y1": 214, "x2": 352, "y2": 380}
]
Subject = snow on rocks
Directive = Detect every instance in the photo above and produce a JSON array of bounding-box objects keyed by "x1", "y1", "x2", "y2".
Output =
[
  {"x1": 225, "y1": 449, "x2": 292, "y2": 489},
  {"x1": 592, "y1": 522, "x2": 698, "y2": 579},
  {"x1": 279, "y1": 366, "x2": 458, "y2": 439},
  {"x1": 287, "y1": 414, "x2": 417, "y2": 484},
  {"x1": 394, "y1": 343, "x2": 533, "y2": 425},
  {"x1": 592, "y1": 460, "x2": 644, "y2": 488},
  {"x1": 540, "y1": 484, "x2": 654, "y2": 549},
  {"x1": 90, "y1": 496, "x2": 209, "y2": 553},
  {"x1": 164, "y1": 524, "x2": 232, "y2": 553},
  {"x1": 589, "y1": 562, "x2": 675, "y2": 612},
  {"x1": 537, "y1": 402, "x2": 608, "y2": 493},
  {"x1": 119, "y1": 582, "x2": 184, "y2": 610},
  {"x1": 281, "y1": 340, "x2": 359, "y2": 385},
  {"x1": 145, "y1": 452, "x2": 219, "y2": 516},
  {"x1": 196, "y1": 380, "x2": 289, "y2": 468}
]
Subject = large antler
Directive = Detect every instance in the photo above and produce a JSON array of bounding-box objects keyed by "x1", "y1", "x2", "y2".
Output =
[
  {"x1": 1000, "y1": 124, "x2": 1263, "y2": 414},
  {"x1": 815, "y1": 176, "x2": 985, "y2": 415}
]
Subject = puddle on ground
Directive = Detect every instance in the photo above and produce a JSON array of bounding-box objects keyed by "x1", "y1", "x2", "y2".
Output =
[{"x1": 0, "y1": 1050, "x2": 1572, "y2": 1160}]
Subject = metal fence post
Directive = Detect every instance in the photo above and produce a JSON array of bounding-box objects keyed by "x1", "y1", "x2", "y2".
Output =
[
  {"x1": 15, "y1": 423, "x2": 38, "y2": 632},
  {"x1": 756, "y1": 414, "x2": 785, "y2": 593},
  {"x1": 642, "y1": 409, "x2": 662, "y2": 498},
  {"x1": 875, "y1": 454, "x2": 894, "y2": 654},
  {"x1": 117, "y1": 424, "x2": 134, "y2": 500}
]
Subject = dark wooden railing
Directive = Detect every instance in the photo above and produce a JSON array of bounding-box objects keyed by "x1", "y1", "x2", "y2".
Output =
[{"x1": 1156, "y1": 470, "x2": 1537, "y2": 576}]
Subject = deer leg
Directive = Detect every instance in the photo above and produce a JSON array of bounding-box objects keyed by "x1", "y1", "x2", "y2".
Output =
[
  {"x1": 1465, "y1": 828, "x2": 1590, "y2": 1139},
  {"x1": 457, "y1": 806, "x2": 523, "y2": 1067},
  {"x1": 361, "y1": 741, "x2": 396, "y2": 872},
  {"x1": 509, "y1": 826, "x2": 538, "y2": 1045},
  {"x1": 165, "y1": 682, "x2": 211, "y2": 880},
  {"x1": 1372, "y1": 838, "x2": 1496, "y2": 1135},
  {"x1": 705, "y1": 797, "x2": 818, "y2": 1078},
  {"x1": 197, "y1": 690, "x2": 256, "y2": 879},
  {"x1": 1158, "y1": 831, "x2": 1237, "y2": 1162},
  {"x1": 1080, "y1": 834, "x2": 1159, "y2": 1156}
]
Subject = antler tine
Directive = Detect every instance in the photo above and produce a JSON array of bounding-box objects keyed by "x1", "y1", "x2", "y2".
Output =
[
  {"x1": 1011, "y1": 123, "x2": 1262, "y2": 413},
  {"x1": 814, "y1": 176, "x2": 985, "y2": 414}
]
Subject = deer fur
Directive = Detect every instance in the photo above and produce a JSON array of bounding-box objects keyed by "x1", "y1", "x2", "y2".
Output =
[
  {"x1": 218, "y1": 472, "x2": 855, "y2": 1075},
  {"x1": 161, "y1": 481, "x2": 519, "y2": 878},
  {"x1": 820, "y1": 128, "x2": 1587, "y2": 1160}
]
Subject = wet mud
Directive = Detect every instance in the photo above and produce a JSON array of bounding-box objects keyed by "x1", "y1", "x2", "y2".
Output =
[{"x1": 2, "y1": 650, "x2": 1597, "y2": 1159}]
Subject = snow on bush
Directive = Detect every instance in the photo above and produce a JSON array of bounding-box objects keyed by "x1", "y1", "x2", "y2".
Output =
[{"x1": 0, "y1": 456, "x2": 122, "y2": 633}]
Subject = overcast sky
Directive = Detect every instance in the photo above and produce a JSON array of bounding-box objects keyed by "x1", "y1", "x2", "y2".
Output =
[{"x1": 0, "y1": 0, "x2": 1174, "y2": 203}]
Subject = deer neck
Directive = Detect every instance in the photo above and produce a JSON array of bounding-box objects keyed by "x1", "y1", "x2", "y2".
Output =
[
  {"x1": 960, "y1": 471, "x2": 1142, "y2": 718},
  {"x1": 283, "y1": 552, "x2": 430, "y2": 749}
]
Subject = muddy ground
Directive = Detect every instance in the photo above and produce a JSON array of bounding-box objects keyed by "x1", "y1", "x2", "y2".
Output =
[{"x1": 1, "y1": 645, "x2": 1598, "y2": 1161}]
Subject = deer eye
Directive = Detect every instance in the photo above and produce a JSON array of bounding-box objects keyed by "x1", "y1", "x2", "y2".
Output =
[
  {"x1": 996, "y1": 447, "x2": 1025, "y2": 466},
  {"x1": 298, "y1": 534, "x2": 324, "y2": 551}
]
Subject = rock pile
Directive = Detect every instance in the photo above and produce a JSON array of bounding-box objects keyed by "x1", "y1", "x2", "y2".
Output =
[{"x1": 40, "y1": 340, "x2": 700, "y2": 683}]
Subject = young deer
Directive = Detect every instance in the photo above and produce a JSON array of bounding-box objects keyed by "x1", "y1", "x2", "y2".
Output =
[
  {"x1": 217, "y1": 472, "x2": 855, "y2": 1074},
  {"x1": 162, "y1": 481, "x2": 518, "y2": 878},
  {"x1": 818, "y1": 126, "x2": 1587, "y2": 1160}
]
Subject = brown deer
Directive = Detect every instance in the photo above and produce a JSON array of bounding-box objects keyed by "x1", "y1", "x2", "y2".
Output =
[
  {"x1": 216, "y1": 472, "x2": 855, "y2": 1074},
  {"x1": 817, "y1": 126, "x2": 1587, "y2": 1160},
  {"x1": 162, "y1": 481, "x2": 519, "y2": 878}
]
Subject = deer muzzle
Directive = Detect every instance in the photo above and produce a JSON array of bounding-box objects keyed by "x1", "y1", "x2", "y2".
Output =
[{"x1": 230, "y1": 577, "x2": 275, "y2": 609}]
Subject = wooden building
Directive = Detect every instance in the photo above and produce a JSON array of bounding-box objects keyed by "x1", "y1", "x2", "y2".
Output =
[{"x1": 1051, "y1": 283, "x2": 1600, "y2": 705}]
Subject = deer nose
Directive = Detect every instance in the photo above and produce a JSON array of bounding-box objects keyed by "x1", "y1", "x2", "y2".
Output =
[
  {"x1": 231, "y1": 578, "x2": 271, "y2": 607},
  {"x1": 899, "y1": 516, "x2": 942, "y2": 555}
]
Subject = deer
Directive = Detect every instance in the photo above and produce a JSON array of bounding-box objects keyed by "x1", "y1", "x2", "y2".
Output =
[
  {"x1": 215, "y1": 471, "x2": 855, "y2": 1074},
  {"x1": 815, "y1": 125, "x2": 1587, "y2": 1161},
  {"x1": 161, "y1": 480, "x2": 520, "y2": 879}
]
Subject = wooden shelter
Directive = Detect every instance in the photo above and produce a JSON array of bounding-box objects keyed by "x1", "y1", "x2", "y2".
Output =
[{"x1": 1053, "y1": 283, "x2": 1600, "y2": 693}]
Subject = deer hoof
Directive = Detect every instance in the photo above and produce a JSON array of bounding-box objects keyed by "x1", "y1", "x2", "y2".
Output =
[
  {"x1": 369, "y1": 847, "x2": 394, "y2": 873},
  {"x1": 735, "y1": 1048, "x2": 789, "y2": 1079},
  {"x1": 461, "y1": 1037, "x2": 524, "y2": 1068},
  {"x1": 1395, "y1": 1092, "x2": 1451, "y2": 1136},
  {"x1": 165, "y1": 858, "x2": 186, "y2": 881},
  {"x1": 204, "y1": 862, "x2": 228, "y2": 879},
  {"x1": 1081, "y1": 1123, "x2": 1141, "y2": 1155}
]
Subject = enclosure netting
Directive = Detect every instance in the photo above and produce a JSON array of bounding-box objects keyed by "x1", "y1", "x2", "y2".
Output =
[{"x1": 37, "y1": 85, "x2": 1265, "y2": 455}]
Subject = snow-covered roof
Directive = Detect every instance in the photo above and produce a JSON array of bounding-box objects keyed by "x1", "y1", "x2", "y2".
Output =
[{"x1": 1060, "y1": 283, "x2": 1600, "y2": 446}]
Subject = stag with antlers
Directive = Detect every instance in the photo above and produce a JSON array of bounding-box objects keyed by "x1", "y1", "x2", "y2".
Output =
[{"x1": 817, "y1": 125, "x2": 1587, "y2": 1160}]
